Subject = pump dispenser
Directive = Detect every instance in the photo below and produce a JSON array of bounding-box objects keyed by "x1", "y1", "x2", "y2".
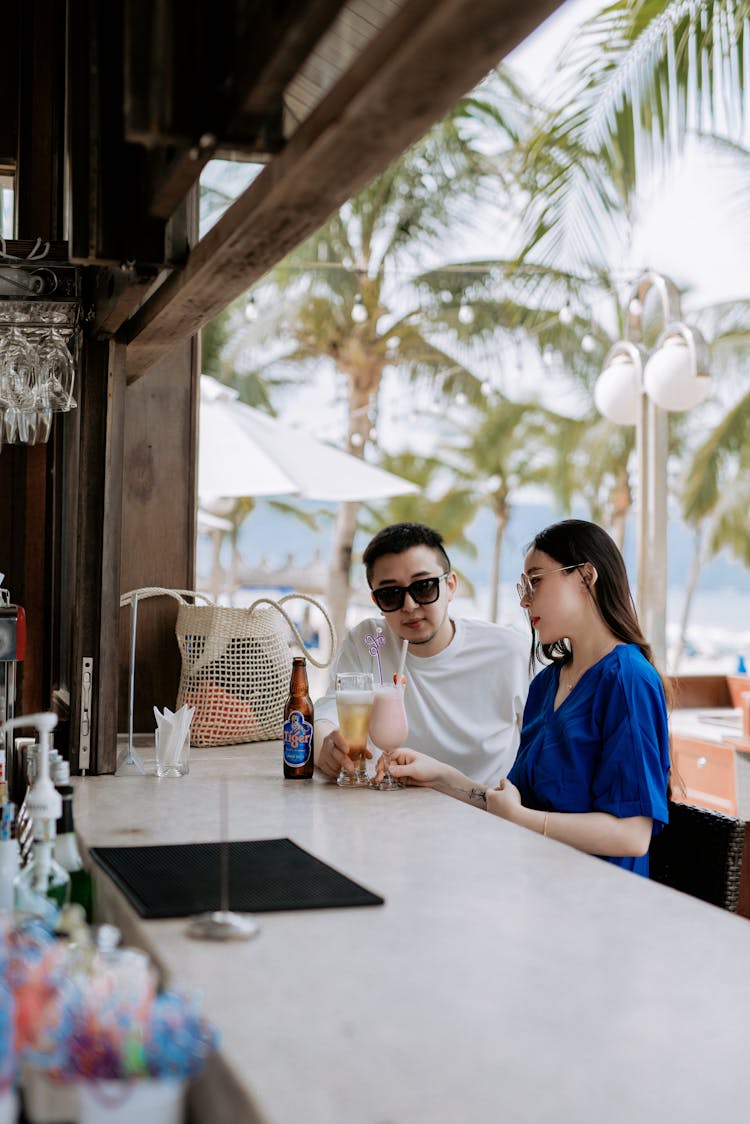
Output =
[{"x1": 2, "y1": 713, "x2": 70, "y2": 924}]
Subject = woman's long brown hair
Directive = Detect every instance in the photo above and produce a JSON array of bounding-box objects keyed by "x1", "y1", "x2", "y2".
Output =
[{"x1": 526, "y1": 519, "x2": 675, "y2": 794}]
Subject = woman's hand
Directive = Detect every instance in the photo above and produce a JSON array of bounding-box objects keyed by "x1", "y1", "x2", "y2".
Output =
[
  {"x1": 486, "y1": 778, "x2": 523, "y2": 822},
  {"x1": 387, "y1": 748, "x2": 449, "y2": 788}
]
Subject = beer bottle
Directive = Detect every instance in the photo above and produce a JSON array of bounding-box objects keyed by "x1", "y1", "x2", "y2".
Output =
[{"x1": 283, "y1": 657, "x2": 314, "y2": 779}]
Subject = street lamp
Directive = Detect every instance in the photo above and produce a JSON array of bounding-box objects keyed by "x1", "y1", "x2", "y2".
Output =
[{"x1": 593, "y1": 272, "x2": 710, "y2": 667}]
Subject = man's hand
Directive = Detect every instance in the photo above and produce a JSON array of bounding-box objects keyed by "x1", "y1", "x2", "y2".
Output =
[{"x1": 317, "y1": 727, "x2": 372, "y2": 780}]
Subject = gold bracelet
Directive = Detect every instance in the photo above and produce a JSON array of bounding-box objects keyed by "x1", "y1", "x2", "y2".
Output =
[{"x1": 543, "y1": 812, "x2": 550, "y2": 838}]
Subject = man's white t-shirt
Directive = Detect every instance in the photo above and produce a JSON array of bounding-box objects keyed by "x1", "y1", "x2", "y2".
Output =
[{"x1": 315, "y1": 616, "x2": 530, "y2": 786}]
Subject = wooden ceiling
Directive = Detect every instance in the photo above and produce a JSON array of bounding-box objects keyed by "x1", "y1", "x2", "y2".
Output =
[{"x1": 9, "y1": 0, "x2": 564, "y2": 378}]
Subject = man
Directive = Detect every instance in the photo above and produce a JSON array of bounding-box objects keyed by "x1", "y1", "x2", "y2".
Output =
[{"x1": 315, "y1": 522, "x2": 529, "y2": 784}]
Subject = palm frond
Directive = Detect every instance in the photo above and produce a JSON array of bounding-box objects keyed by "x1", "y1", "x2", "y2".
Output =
[{"x1": 518, "y1": 0, "x2": 750, "y2": 267}]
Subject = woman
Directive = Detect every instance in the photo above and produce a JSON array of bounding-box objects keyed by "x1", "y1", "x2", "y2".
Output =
[{"x1": 386, "y1": 519, "x2": 672, "y2": 877}]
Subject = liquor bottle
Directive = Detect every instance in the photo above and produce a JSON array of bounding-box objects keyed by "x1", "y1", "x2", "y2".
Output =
[
  {"x1": 283, "y1": 657, "x2": 314, "y2": 778},
  {"x1": 9, "y1": 713, "x2": 70, "y2": 926},
  {"x1": 0, "y1": 802, "x2": 19, "y2": 911},
  {"x1": 16, "y1": 743, "x2": 37, "y2": 866},
  {"x1": 53, "y1": 759, "x2": 94, "y2": 923}
]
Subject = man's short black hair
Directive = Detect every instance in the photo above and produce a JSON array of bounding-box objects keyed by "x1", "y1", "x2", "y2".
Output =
[{"x1": 362, "y1": 523, "x2": 451, "y2": 585}]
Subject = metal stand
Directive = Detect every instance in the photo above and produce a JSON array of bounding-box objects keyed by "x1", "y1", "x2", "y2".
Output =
[
  {"x1": 116, "y1": 591, "x2": 145, "y2": 776},
  {"x1": 186, "y1": 779, "x2": 260, "y2": 941}
]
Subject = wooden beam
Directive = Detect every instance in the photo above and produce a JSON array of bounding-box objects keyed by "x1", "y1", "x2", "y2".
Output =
[
  {"x1": 232, "y1": 0, "x2": 351, "y2": 120},
  {"x1": 118, "y1": 337, "x2": 199, "y2": 731},
  {"x1": 123, "y1": 0, "x2": 562, "y2": 380},
  {"x1": 69, "y1": 339, "x2": 126, "y2": 775},
  {"x1": 130, "y1": 0, "x2": 347, "y2": 220},
  {"x1": 89, "y1": 266, "x2": 163, "y2": 338}
]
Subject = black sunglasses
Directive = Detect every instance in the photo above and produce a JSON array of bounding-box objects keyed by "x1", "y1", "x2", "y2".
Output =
[{"x1": 371, "y1": 572, "x2": 450, "y2": 613}]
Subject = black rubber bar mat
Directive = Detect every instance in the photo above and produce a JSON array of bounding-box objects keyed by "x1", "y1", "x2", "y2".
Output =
[{"x1": 90, "y1": 838, "x2": 384, "y2": 918}]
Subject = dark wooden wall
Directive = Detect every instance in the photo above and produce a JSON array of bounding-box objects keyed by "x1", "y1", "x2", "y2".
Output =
[{"x1": 118, "y1": 338, "x2": 199, "y2": 734}]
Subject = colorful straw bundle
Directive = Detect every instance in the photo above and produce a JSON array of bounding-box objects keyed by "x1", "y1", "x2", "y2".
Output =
[{"x1": 1, "y1": 914, "x2": 219, "y2": 1093}]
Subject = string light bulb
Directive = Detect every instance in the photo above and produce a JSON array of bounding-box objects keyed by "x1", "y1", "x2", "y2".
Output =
[{"x1": 351, "y1": 298, "x2": 368, "y2": 323}]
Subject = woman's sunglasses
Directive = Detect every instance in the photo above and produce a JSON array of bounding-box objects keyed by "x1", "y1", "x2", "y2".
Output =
[{"x1": 371, "y1": 573, "x2": 450, "y2": 613}]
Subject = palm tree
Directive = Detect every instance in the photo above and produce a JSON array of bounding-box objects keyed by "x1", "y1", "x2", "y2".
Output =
[
  {"x1": 504, "y1": 1, "x2": 750, "y2": 660},
  {"x1": 226, "y1": 76, "x2": 535, "y2": 640},
  {"x1": 441, "y1": 397, "x2": 554, "y2": 621},
  {"x1": 357, "y1": 450, "x2": 481, "y2": 592}
]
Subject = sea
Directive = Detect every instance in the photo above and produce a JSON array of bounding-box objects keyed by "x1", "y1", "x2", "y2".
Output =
[{"x1": 197, "y1": 500, "x2": 750, "y2": 676}]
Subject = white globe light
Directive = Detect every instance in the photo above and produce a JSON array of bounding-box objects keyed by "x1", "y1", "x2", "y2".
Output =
[
  {"x1": 643, "y1": 335, "x2": 710, "y2": 412},
  {"x1": 581, "y1": 334, "x2": 596, "y2": 354},
  {"x1": 351, "y1": 302, "x2": 368, "y2": 323},
  {"x1": 458, "y1": 303, "x2": 475, "y2": 325},
  {"x1": 593, "y1": 353, "x2": 641, "y2": 426},
  {"x1": 559, "y1": 305, "x2": 574, "y2": 325}
]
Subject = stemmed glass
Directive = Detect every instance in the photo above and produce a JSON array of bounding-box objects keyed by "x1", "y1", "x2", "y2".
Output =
[
  {"x1": 335, "y1": 672, "x2": 374, "y2": 787},
  {"x1": 0, "y1": 326, "x2": 36, "y2": 444},
  {"x1": 36, "y1": 329, "x2": 77, "y2": 412},
  {"x1": 369, "y1": 681, "x2": 408, "y2": 790},
  {"x1": 0, "y1": 322, "x2": 77, "y2": 447}
]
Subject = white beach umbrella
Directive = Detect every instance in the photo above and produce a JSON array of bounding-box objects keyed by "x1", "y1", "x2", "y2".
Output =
[
  {"x1": 196, "y1": 507, "x2": 233, "y2": 533},
  {"x1": 199, "y1": 375, "x2": 420, "y2": 503}
]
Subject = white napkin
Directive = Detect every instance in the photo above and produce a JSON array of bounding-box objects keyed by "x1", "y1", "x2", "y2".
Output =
[{"x1": 153, "y1": 704, "x2": 194, "y2": 767}]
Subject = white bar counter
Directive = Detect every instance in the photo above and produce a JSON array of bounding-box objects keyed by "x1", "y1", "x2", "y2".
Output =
[{"x1": 73, "y1": 740, "x2": 750, "y2": 1124}]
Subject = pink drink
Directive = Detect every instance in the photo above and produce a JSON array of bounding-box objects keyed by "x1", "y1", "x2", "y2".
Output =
[{"x1": 368, "y1": 685, "x2": 408, "y2": 752}]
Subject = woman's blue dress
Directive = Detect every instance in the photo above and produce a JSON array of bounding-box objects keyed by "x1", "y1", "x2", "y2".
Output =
[{"x1": 507, "y1": 644, "x2": 670, "y2": 877}]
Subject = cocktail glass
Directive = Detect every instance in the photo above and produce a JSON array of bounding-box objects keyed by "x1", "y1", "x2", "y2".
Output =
[
  {"x1": 369, "y1": 682, "x2": 408, "y2": 790},
  {"x1": 335, "y1": 672, "x2": 374, "y2": 787}
]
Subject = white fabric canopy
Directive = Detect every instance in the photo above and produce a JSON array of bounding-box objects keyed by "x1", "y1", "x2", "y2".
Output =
[{"x1": 199, "y1": 375, "x2": 420, "y2": 503}]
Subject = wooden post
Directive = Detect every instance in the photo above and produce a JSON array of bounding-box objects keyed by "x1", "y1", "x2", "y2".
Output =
[{"x1": 69, "y1": 339, "x2": 126, "y2": 775}]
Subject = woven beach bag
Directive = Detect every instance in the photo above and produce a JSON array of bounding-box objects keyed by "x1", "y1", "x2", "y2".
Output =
[
  {"x1": 174, "y1": 594, "x2": 335, "y2": 745},
  {"x1": 120, "y1": 588, "x2": 335, "y2": 747}
]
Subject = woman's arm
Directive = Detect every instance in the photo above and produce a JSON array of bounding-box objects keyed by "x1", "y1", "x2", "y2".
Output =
[
  {"x1": 488, "y1": 780, "x2": 652, "y2": 857},
  {"x1": 387, "y1": 750, "x2": 489, "y2": 810}
]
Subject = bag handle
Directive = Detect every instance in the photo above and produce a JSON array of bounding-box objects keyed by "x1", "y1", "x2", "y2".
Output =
[
  {"x1": 120, "y1": 587, "x2": 214, "y2": 608},
  {"x1": 248, "y1": 593, "x2": 336, "y2": 669}
]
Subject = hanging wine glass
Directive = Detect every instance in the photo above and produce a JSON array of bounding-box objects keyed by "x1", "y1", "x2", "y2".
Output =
[
  {"x1": 2, "y1": 326, "x2": 36, "y2": 409},
  {"x1": 36, "y1": 329, "x2": 76, "y2": 411},
  {"x1": 0, "y1": 327, "x2": 37, "y2": 444}
]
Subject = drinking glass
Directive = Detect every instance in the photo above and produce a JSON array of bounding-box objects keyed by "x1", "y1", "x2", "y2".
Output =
[
  {"x1": 369, "y1": 682, "x2": 408, "y2": 790},
  {"x1": 335, "y1": 672, "x2": 374, "y2": 787},
  {"x1": 36, "y1": 329, "x2": 77, "y2": 411}
]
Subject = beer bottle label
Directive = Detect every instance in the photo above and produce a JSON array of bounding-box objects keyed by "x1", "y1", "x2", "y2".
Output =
[{"x1": 283, "y1": 711, "x2": 313, "y2": 766}]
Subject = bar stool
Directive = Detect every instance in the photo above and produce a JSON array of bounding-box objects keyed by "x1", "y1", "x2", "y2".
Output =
[{"x1": 649, "y1": 801, "x2": 750, "y2": 918}]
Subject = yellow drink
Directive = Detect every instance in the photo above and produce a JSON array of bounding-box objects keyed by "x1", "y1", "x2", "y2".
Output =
[{"x1": 336, "y1": 691, "x2": 373, "y2": 758}]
